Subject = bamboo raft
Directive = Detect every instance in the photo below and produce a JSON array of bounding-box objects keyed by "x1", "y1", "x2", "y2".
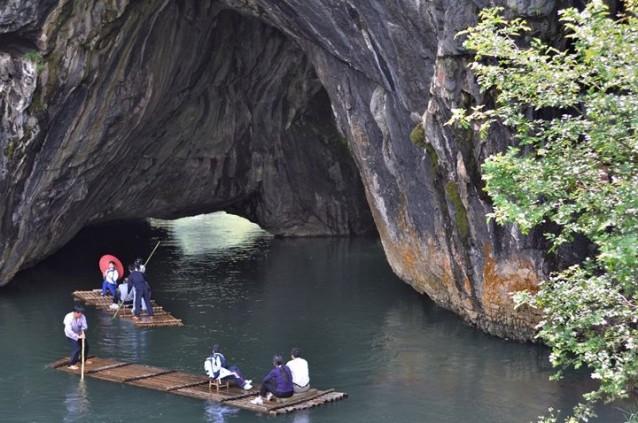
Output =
[
  {"x1": 50, "y1": 356, "x2": 347, "y2": 415},
  {"x1": 72, "y1": 289, "x2": 183, "y2": 327}
]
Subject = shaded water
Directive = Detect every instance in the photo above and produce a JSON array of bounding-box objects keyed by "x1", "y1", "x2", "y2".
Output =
[{"x1": 0, "y1": 213, "x2": 630, "y2": 422}]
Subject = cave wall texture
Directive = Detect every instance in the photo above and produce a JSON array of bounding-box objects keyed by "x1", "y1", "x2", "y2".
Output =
[{"x1": 0, "y1": 0, "x2": 579, "y2": 340}]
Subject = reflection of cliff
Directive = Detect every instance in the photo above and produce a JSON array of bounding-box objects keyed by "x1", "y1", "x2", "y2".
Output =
[
  {"x1": 1, "y1": 1, "x2": 576, "y2": 340},
  {"x1": 370, "y1": 299, "x2": 601, "y2": 421}
]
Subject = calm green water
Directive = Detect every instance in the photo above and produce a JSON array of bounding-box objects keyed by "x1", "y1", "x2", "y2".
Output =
[{"x1": 0, "y1": 213, "x2": 629, "y2": 422}]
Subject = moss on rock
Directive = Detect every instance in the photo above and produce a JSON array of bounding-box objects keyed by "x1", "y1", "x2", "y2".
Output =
[
  {"x1": 444, "y1": 181, "x2": 469, "y2": 245},
  {"x1": 409, "y1": 123, "x2": 425, "y2": 147}
]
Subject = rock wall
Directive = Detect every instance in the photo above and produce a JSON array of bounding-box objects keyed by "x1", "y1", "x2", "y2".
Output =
[
  {"x1": 0, "y1": 0, "x2": 578, "y2": 340},
  {"x1": 0, "y1": 1, "x2": 374, "y2": 281}
]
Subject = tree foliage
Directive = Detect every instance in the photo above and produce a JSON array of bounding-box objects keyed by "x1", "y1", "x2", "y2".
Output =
[{"x1": 450, "y1": 1, "x2": 638, "y2": 421}]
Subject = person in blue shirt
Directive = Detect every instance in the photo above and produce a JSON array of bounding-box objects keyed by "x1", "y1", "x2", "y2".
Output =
[{"x1": 250, "y1": 354, "x2": 294, "y2": 404}]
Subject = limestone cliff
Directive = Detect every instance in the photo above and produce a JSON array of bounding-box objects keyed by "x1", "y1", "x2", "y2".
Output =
[{"x1": 0, "y1": 0, "x2": 577, "y2": 340}]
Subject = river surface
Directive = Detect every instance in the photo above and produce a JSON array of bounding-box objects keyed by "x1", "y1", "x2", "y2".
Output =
[{"x1": 0, "y1": 212, "x2": 630, "y2": 422}]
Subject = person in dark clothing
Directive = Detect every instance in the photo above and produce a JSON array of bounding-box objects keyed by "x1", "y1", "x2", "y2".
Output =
[
  {"x1": 250, "y1": 354, "x2": 294, "y2": 405},
  {"x1": 127, "y1": 263, "x2": 153, "y2": 319}
]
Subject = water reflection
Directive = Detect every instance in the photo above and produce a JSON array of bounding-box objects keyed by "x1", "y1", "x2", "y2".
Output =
[
  {"x1": 291, "y1": 410, "x2": 311, "y2": 423},
  {"x1": 63, "y1": 382, "x2": 90, "y2": 423},
  {"x1": 147, "y1": 212, "x2": 272, "y2": 327},
  {"x1": 203, "y1": 401, "x2": 240, "y2": 423},
  {"x1": 150, "y1": 212, "x2": 271, "y2": 257},
  {"x1": 94, "y1": 313, "x2": 149, "y2": 363},
  {"x1": 370, "y1": 296, "x2": 602, "y2": 422}
]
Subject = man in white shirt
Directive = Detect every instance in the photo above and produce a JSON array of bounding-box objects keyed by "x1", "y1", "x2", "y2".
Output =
[
  {"x1": 286, "y1": 347, "x2": 310, "y2": 393},
  {"x1": 63, "y1": 304, "x2": 91, "y2": 369}
]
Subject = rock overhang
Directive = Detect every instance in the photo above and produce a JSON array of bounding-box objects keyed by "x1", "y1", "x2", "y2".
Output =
[{"x1": 0, "y1": 0, "x2": 577, "y2": 341}]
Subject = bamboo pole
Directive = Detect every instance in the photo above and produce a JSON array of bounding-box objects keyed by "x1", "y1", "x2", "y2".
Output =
[
  {"x1": 80, "y1": 337, "x2": 85, "y2": 380},
  {"x1": 144, "y1": 241, "x2": 161, "y2": 266}
]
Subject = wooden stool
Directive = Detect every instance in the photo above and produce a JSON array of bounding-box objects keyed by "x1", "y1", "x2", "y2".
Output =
[{"x1": 209, "y1": 378, "x2": 230, "y2": 393}]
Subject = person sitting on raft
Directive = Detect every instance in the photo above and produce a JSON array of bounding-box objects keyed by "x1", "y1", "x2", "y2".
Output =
[
  {"x1": 204, "y1": 344, "x2": 252, "y2": 390},
  {"x1": 250, "y1": 354, "x2": 294, "y2": 405},
  {"x1": 118, "y1": 279, "x2": 133, "y2": 304},
  {"x1": 287, "y1": 347, "x2": 310, "y2": 393},
  {"x1": 101, "y1": 261, "x2": 119, "y2": 309}
]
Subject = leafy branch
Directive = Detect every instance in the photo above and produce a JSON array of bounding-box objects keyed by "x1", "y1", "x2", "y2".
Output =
[{"x1": 449, "y1": 1, "x2": 638, "y2": 421}]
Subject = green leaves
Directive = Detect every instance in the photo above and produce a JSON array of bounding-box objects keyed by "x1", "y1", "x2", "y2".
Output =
[{"x1": 451, "y1": 1, "x2": 638, "y2": 421}]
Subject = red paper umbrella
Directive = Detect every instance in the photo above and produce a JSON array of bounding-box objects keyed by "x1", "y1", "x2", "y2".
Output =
[{"x1": 99, "y1": 254, "x2": 125, "y2": 280}]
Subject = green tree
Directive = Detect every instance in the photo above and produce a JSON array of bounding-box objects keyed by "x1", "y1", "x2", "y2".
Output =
[{"x1": 449, "y1": 1, "x2": 638, "y2": 421}]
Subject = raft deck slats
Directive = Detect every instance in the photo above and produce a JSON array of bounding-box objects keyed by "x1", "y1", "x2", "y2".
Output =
[
  {"x1": 218, "y1": 391, "x2": 259, "y2": 402},
  {"x1": 51, "y1": 356, "x2": 346, "y2": 415},
  {"x1": 88, "y1": 362, "x2": 132, "y2": 374},
  {"x1": 269, "y1": 388, "x2": 334, "y2": 412},
  {"x1": 122, "y1": 369, "x2": 176, "y2": 383},
  {"x1": 128, "y1": 371, "x2": 208, "y2": 391},
  {"x1": 225, "y1": 388, "x2": 338, "y2": 415},
  {"x1": 115, "y1": 306, "x2": 167, "y2": 316},
  {"x1": 90, "y1": 364, "x2": 168, "y2": 383},
  {"x1": 71, "y1": 289, "x2": 183, "y2": 327},
  {"x1": 269, "y1": 391, "x2": 348, "y2": 415},
  {"x1": 48, "y1": 355, "x2": 96, "y2": 369},
  {"x1": 171, "y1": 382, "x2": 254, "y2": 402}
]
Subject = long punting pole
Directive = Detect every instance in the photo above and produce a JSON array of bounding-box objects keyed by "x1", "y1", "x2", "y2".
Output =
[{"x1": 80, "y1": 337, "x2": 85, "y2": 380}]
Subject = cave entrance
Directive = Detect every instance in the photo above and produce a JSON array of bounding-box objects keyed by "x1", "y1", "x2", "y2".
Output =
[
  {"x1": 89, "y1": 7, "x2": 375, "y2": 238},
  {"x1": 0, "y1": 5, "x2": 374, "y2": 287}
]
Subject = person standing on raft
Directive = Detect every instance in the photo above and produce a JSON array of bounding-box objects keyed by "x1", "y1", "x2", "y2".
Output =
[
  {"x1": 63, "y1": 304, "x2": 91, "y2": 369},
  {"x1": 127, "y1": 263, "x2": 153, "y2": 320}
]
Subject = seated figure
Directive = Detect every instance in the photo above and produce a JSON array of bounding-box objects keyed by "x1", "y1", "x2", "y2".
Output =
[
  {"x1": 249, "y1": 354, "x2": 294, "y2": 405},
  {"x1": 204, "y1": 344, "x2": 252, "y2": 390},
  {"x1": 287, "y1": 347, "x2": 310, "y2": 393},
  {"x1": 118, "y1": 279, "x2": 148, "y2": 312},
  {"x1": 118, "y1": 280, "x2": 134, "y2": 303}
]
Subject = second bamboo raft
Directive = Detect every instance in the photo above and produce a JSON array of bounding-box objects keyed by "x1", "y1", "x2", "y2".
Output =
[{"x1": 72, "y1": 289, "x2": 183, "y2": 327}]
